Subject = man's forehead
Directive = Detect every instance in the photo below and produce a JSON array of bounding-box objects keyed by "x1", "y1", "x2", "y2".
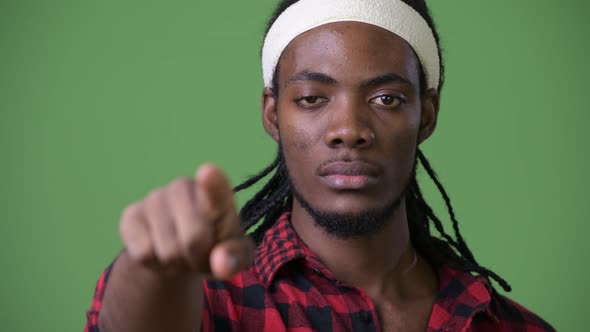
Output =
[{"x1": 278, "y1": 22, "x2": 420, "y2": 85}]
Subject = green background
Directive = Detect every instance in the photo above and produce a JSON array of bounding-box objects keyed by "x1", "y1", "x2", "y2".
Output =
[{"x1": 1, "y1": 0, "x2": 587, "y2": 331}]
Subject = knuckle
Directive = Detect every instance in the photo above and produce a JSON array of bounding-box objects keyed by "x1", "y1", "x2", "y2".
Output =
[
  {"x1": 120, "y1": 224, "x2": 147, "y2": 252},
  {"x1": 144, "y1": 189, "x2": 169, "y2": 217},
  {"x1": 168, "y1": 177, "x2": 195, "y2": 206},
  {"x1": 169, "y1": 177, "x2": 192, "y2": 193},
  {"x1": 119, "y1": 217, "x2": 131, "y2": 237},
  {"x1": 120, "y1": 204, "x2": 142, "y2": 237},
  {"x1": 146, "y1": 188, "x2": 164, "y2": 204},
  {"x1": 120, "y1": 202, "x2": 141, "y2": 222},
  {"x1": 128, "y1": 243, "x2": 152, "y2": 262}
]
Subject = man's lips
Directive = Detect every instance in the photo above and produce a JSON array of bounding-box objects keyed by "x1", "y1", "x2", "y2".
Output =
[{"x1": 318, "y1": 161, "x2": 381, "y2": 190}]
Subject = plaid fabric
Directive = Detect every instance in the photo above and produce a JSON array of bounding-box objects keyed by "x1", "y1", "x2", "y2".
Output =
[
  {"x1": 85, "y1": 212, "x2": 555, "y2": 331},
  {"x1": 85, "y1": 262, "x2": 113, "y2": 332}
]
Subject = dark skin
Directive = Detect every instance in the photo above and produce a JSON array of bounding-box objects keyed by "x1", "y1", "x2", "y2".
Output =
[
  {"x1": 262, "y1": 22, "x2": 440, "y2": 332},
  {"x1": 99, "y1": 21, "x2": 441, "y2": 332}
]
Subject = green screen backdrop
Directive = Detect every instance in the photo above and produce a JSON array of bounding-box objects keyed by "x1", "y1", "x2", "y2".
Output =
[{"x1": 1, "y1": 0, "x2": 587, "y2": 331}]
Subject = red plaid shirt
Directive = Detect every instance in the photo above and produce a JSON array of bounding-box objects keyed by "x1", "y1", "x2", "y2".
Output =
[{"x1": 86, "y1": 212, "x2": 555, "y2": 331}]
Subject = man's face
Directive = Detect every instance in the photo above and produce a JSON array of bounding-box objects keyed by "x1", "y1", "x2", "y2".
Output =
[{"x1": 263, "y1": 22, "x2": 437, "y2": 236}]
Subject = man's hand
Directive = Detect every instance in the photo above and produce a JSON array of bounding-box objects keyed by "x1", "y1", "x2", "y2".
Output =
[
  {"x1": 119, "y1": 164, "x2": 255, "y2": 279},
  {"x1": 99, "y1": 164, "x2": 253, "y2": 331}
]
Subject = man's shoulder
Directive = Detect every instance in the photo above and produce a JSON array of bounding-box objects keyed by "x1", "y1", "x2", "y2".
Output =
[
  {"x1": 432, "y1": 264, "x2": 555, "y2": 331},
  {"x1": 484, "y1": 293, "x2": 556, "y2": 331}
]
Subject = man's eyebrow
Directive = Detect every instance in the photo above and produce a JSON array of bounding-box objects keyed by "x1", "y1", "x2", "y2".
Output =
[
  {"x1": 285, "y1": 71, "x2": 338, "y2": 86},
  {"x1": 362, "y1": 73, "x2": 413, "y2": 88},
  {"x1": 285, "y1": 71, "x2": 413, "y2": 88}
]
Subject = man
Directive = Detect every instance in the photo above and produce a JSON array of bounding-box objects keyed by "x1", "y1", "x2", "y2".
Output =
[{"x1": 86, "y1": 0, "x2": 555, "y2": 331}]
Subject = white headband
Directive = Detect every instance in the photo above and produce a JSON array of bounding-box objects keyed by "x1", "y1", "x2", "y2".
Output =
[{"x1": 262, "y1": 0, "x2": 440, "y2": 90}]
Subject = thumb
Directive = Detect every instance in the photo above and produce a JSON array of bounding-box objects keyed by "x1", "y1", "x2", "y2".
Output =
[{"x1": 209, "y1": 236, "x2": 256, "y2": 280}]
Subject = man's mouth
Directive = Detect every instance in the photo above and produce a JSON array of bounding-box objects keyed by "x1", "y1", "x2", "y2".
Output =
[{"x1": 318, "y1": 161, "x2": 381, "y2": 190}]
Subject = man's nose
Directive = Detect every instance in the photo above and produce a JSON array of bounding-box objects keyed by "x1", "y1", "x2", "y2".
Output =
[{"x1": 323, "y1": 101, "x2": 375, "y2": 149}]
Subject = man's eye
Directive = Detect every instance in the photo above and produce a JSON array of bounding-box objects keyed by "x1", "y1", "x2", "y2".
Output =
[
  {"x1": 370, "y1": 95, "x2": 405, "y2": 108},
  {"x1": 296, "y1": 96, "x2": 327, "y2": 107}
]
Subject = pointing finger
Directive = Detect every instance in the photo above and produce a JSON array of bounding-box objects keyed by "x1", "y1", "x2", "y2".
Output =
[{"x1": 194, "y1": 164, "x2": 237, "y2": 224}]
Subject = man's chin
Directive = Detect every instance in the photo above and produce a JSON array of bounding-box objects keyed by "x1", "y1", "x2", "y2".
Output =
[{"x1": 292, "y1": 187, "x2": 404, "y2": 239}]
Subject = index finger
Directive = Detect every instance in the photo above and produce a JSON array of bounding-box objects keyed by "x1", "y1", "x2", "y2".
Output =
[{"x1": 195, "y1": 164, "x2": 240, "y2": 238}]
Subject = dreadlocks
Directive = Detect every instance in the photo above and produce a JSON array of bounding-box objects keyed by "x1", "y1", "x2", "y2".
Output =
[{"x1": 235, "y1": 0, "x2": 512, "y2": 293}]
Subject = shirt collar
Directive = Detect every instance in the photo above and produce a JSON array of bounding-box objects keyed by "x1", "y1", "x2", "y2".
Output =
[
  {"x1": 253, "y1": 212, "x2": 500, "y2": 326},
  {"x1": 432, "y1": 263, "x2": 500, "y2": 330},
  {"x1": 254, "y1": 212, "x2": 309, "y2": 287}
]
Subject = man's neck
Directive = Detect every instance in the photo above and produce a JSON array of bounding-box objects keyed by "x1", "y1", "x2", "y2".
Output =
[{"x1": 290, "y1": 199, "x2": 437, "y2": 301}]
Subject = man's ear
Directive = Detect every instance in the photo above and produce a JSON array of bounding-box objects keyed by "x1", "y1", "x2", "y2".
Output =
[
  {"x1": 262, "y1": 87, "x2": 280, "y2": 142},
  {"x1": 418, "y1": 88, "x2": 440, "y2": 144}
]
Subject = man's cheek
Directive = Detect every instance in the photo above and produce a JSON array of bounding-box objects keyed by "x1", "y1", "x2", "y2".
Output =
[
  {"x1": 283, "y1": 138, "x2": 312, "y2": 153},
  {"x1": 281, "y1": 125, "x2": 313, "y2": 156}
]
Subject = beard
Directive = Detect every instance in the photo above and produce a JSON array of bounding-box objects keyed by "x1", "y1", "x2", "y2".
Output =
[
  {"x1": 282, "y1": 151, "x2": 414, "y2": 239},
  {"x1": 290, "y1": 184, "x2": 407, "y2": 239}
]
